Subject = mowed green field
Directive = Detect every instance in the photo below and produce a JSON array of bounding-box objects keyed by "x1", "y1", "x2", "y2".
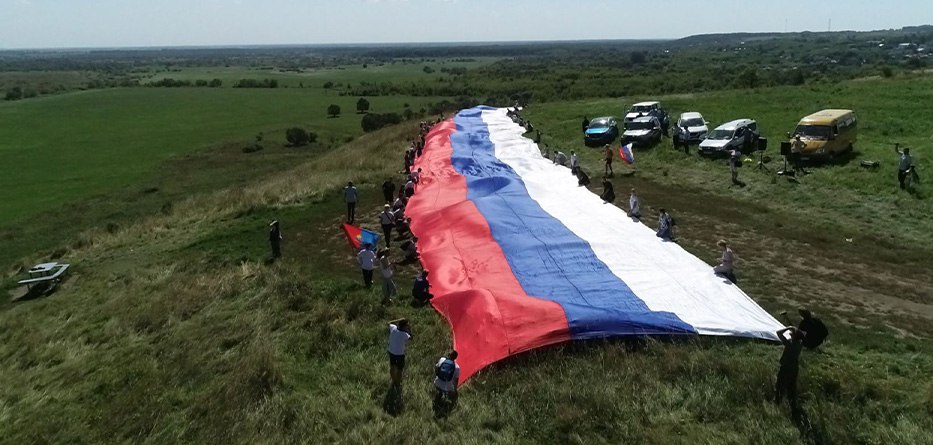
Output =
[{"x1": 0, "y1": 87, "x2": 438, "y2": 226}]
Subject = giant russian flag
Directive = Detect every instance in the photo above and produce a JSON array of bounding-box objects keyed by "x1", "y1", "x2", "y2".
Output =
[{"x1": 408, "y1": 106, "x2": 783, "y2": 381}]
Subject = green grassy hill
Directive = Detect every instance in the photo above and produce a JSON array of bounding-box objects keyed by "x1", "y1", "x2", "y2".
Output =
[{"x1": 1, "y1": 75, "x2": 931, "y2": 444}]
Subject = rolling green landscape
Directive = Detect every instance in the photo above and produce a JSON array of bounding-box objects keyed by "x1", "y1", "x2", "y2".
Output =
[{"x1": 2, "y1": 29, "x2": 933, "y2": 445}]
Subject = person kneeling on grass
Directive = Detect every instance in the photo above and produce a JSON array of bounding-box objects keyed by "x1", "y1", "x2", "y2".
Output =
[
  {"x1": 401, "y1": 236, "x2": 419, "y2": 262},
  {"x1": 600, "y1": 178, "x2": 615, "y2": 203},
  {"x1": 433, "y1": 351, "x2": 461, "y2": 414},
  {"x1": 412, "y1": 270, "x2": 433, "y2": 305},
  {"x1": 656, "y1": 208, "x2": 674, "y2": 241},
  {"x1": 713, "y1": 239, "x2": 736, "y2": 283},
  {"x1": 575, "y1": 168, "x2": 590, "y2": 187}
]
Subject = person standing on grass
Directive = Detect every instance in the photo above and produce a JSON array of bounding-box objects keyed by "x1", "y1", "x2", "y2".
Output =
[
  {"x1": 729, "y1": 150, "x2": 740, "y2": 184},
  {"x1": 387, "y1": 318, "x2": 412, "y2": 387},
  {"x1": 379, "y1": 249, "x2": 397, "y2": 304},
  {"x1": 774, "y1": 326, "x2": 805, "y2": 407},
  {"x1": 895, "y1": 144, "x2": 913, "y2": 190},
  {"x1": 344, "y1": 181, "x2": 359, "y2": 224},
  {"x1": 713, "y1": 239, "x2": 736, "y2": 282},
  {"x1": 382, "y1": 178, "x2": 396, "y2": 204},
  {"x1": 582, "y1": 116, "x2": 590, "y2": 133},
  {"x1": 656, "y1": 208, "x2": 673, "y2": 240},
  {"x1": 604, "y1": 144, "x2": 614, "y2": 176},
  {"x1": 268, "y1": 220, "x2": 282, "y2": 260},
  {"x1": 357, "y1": 243, "x2": 376, "y2": 288},
  {"x1": 628, "y1": 188, "x2": 641, "y2": 219},
  {"x1": 379, "y1": 204, "x2": 396, "y2": 247},
  {"x1": 570, "y1": 150, "x2": 579, "y2": 175},
  {"x1": 433, "y1": 351, "x2": 461, "y2": 412}
]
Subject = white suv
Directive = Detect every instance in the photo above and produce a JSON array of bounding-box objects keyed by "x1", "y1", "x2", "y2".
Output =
[
  {"x1": 674, "y1": 112, "x2": 709, "y2": 144},
  {"x1": 699, "y1": 119, "x2": 760, "y2": 157}
]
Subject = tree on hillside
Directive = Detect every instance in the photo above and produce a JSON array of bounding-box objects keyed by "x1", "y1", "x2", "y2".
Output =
[
  {"x1": 209, "y1": 78, "x2": 223, "y2": 88},
  {"x1": 737, "y1": 67, "x2": 759, "y2": 88},
  {"x1": 286, "y1": 127, "x2": 310, "y2": 146},
  {"x1": 356, "y1": 97, "x2": 370, "y2": 114},
  {"x1": 327, "y1": 104, "x2": 341, "y2": 118}
]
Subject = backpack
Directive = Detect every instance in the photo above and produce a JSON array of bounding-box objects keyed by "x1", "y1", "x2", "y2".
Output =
[{"x1": 436, "y1": 359, "x2": 456, "y2": 382}]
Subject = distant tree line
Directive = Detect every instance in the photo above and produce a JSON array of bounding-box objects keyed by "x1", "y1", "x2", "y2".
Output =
[
  {"x1": 147, "y1": 78, "x2": 223, "y2": 88},
  {"x1": 234, "y1": 78, "x2": 278, "y2": 88}
]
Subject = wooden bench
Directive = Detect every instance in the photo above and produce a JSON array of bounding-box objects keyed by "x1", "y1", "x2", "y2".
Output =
[{"x1": 18, "y1": 263, "x2": 70, "y2": 291}]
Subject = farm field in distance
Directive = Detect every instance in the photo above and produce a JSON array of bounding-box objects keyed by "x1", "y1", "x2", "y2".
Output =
[{"x1": 2, "y1": 32, "x2": 933, "y2": 445}]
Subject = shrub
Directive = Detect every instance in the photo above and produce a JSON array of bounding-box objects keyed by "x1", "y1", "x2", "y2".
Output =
[
  {"x1": 285, "y1": 127, "x2": 310, "y2": 146},
  {"x1": 361, "y1": 113, "x2": 402, "y2": 132}
]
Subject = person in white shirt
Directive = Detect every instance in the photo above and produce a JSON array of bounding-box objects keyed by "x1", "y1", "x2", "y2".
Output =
[
  {"x1": 379, "y1": 250, "x2": 396, "y2": 304},
  {"x1": 357, "y1": 244, "x2": 377, "y2": 288},
  {"x1": 713, "y1": 239, "x2": 736, "y2": 282},
  {"x1": 344, "y1": 181, "x2": 359, "y2": 224},
  {"x1": 387, "y1": 319, "x2": 412, "y2": 386},
  {"x1": 628, "y1": 188, "x2": 641, "y2": 219},
  {"x1": 570, "y1": 151, "x2": 579, "y2": 175},
  {"x1": 379, "y1": 205, "x2": 396, "y2": 247},
  {"x1": 432, "y1": 350, "x2": 461, "y2": 413},
  {"x1": 895, "y1": 144, "x2": 913, "y2": 190}
]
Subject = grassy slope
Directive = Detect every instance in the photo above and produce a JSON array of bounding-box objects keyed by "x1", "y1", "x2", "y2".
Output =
[
  {"x1": 1, "y1": 77, "x2": 932, "y2": 444},
  {"x1": 0, "y1": 87, "x2": 440, "y2": 270}
]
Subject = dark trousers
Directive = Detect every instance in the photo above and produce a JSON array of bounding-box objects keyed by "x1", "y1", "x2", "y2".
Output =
[
  {"x1": 898, "y1": 170, "x2": 908, "y2": 189},
  {"x1": 347, "y1": 202, "x2": 356, "y2": 223},
  {"x1": 383, "y1": 190, "x2": 393, "y2": 203},
  {"x1": 362, "y1": 268, "x2": 373, "y2": 288},
  {"x1": 270, "y1": 241, "x2": 281, "y2": 259},
  {"x1": 774, "y1": 366, "x2": 798, "y2": 404},
  {"x1": 381, "y1": 224, "x2": 393, "y2": 247}
]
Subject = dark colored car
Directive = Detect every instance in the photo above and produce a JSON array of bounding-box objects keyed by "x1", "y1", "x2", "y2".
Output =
[
  {"x1": 584, "y1": 117, "x2": 619, "y2": 147},
  {"x1": 621, "y1": 116, "x2": 663, "y2": 147}
]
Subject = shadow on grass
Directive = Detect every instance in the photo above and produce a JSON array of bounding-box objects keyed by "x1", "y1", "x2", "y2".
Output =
[
  {"x1": 790, "y1": 401, "x2": 826, "y2": 445},
  {"x1": 382, "y1": 384, "x2": 404, "y2": 416}
]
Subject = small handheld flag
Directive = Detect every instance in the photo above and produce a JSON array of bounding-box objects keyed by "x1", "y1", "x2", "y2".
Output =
[
  {"x1": 619, "y1": 143, "x2": 635, "y2": 165},
  {"x1": 342, "y1": 223, "x2": 381, "y2": 250}
]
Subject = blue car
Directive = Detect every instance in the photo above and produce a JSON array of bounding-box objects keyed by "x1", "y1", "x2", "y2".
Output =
[{"x1": 584, "y1": 117, "x2": 619, "y2": 147}]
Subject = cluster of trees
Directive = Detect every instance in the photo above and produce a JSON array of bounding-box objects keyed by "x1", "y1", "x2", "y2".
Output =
[
  {"x1": 147, "y1": 78, "x2": 223, "y2": 88},
  {"x1": 4, "y1": 86, "x2": 37, "y2": 101},
  {"x1": 285, "y1": 127, "x2": 318, "y2": 146},
  {"x1": 361, "y1": 112, "x2": 403, "y2": 132},
  {"x1": 233, "y1": 78, "x2": 279, "y2": 88}
]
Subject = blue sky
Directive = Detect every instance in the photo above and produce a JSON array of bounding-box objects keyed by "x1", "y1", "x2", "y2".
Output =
[{"x1": 1, "y1": 0, "x2": 930, "y2": 49}]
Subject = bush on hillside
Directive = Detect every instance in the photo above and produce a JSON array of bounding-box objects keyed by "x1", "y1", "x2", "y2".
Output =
[
  {"x1": 361, "y1": 113, "x2": 401, "y2": 132},
  {"x1": 285, "y1": 127, "x2": 316, "y2": 146}
]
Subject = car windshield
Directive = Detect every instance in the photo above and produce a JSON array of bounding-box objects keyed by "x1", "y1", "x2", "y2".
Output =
[
  {"x1": 630, "y1": 105, "x2": 652, "y2": 113},
  {"x1": 795, "y1": 124, "x2": 832, "y2": 140},
  {"x1": 708, "y1": 129, "x2": 734, "y2": 140},
  {"x1": 680, "y1": 118, "x2": 705, "y2": 127},
  {"x1": 628, "y1": 121, "x2": 655, "y2": 130},
  {"x1": 589, "y1": 119, "x2": 610, "y2": 129}
]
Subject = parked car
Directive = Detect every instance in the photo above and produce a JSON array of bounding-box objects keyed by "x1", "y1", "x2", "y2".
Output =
[
  {"x1": 699, "y1": 119, "x2": 760, "y2": 157},
  {"x1": 584, "y1": 116, "x2": 619, "y2": 146},
  {"x1": 621, "y1": 116, "x2": 663, "y2": 147},
  {"x1": 788, "y1": 109, "x2": 857, "y2": 160},
  {"x1": 673, "y1": 112, "x2": 709, "y2": 145},
  {"x1": 623, "y1": 101, "x2": 671, "y2": 135}
]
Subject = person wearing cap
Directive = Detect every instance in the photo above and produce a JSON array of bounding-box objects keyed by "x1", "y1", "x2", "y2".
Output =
[
  {"x1": 713, "y1": 239, "x2": 735, "y2": 282},
  {"x1": 379, "y1": 204, "x2": 396, "y2": 247},
  {"x1": 268, "y1": 220, "x2": 282, "y2": 260},
  {"x1": 344, "y1": 181, "x2": 359, "y2": 224}
]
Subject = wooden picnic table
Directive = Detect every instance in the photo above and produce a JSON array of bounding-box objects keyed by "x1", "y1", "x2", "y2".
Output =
[{"x1": 19, "y1": 262, "x2": 71, "y2": 292}]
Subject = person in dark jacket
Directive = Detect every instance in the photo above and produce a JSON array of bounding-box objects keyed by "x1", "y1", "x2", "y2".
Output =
[
  {"x1": 412, "y1": 270, "x2": 433, "y2": 305},
  {"x1": 268, "y1": 220, "x2": 282, "y2": 259},
  {"x1": 774, "y1": 326, "x2": 805, "y2": 407},
  {"x1": 600, "y1": 178, "x2": 615, "y2": 203},
  {"x1": 382, "y1": 178, "x2": 396, "y2": 204},
  {"x1": 581, "y1": 116, "x2": 590, "y2": 133}
]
